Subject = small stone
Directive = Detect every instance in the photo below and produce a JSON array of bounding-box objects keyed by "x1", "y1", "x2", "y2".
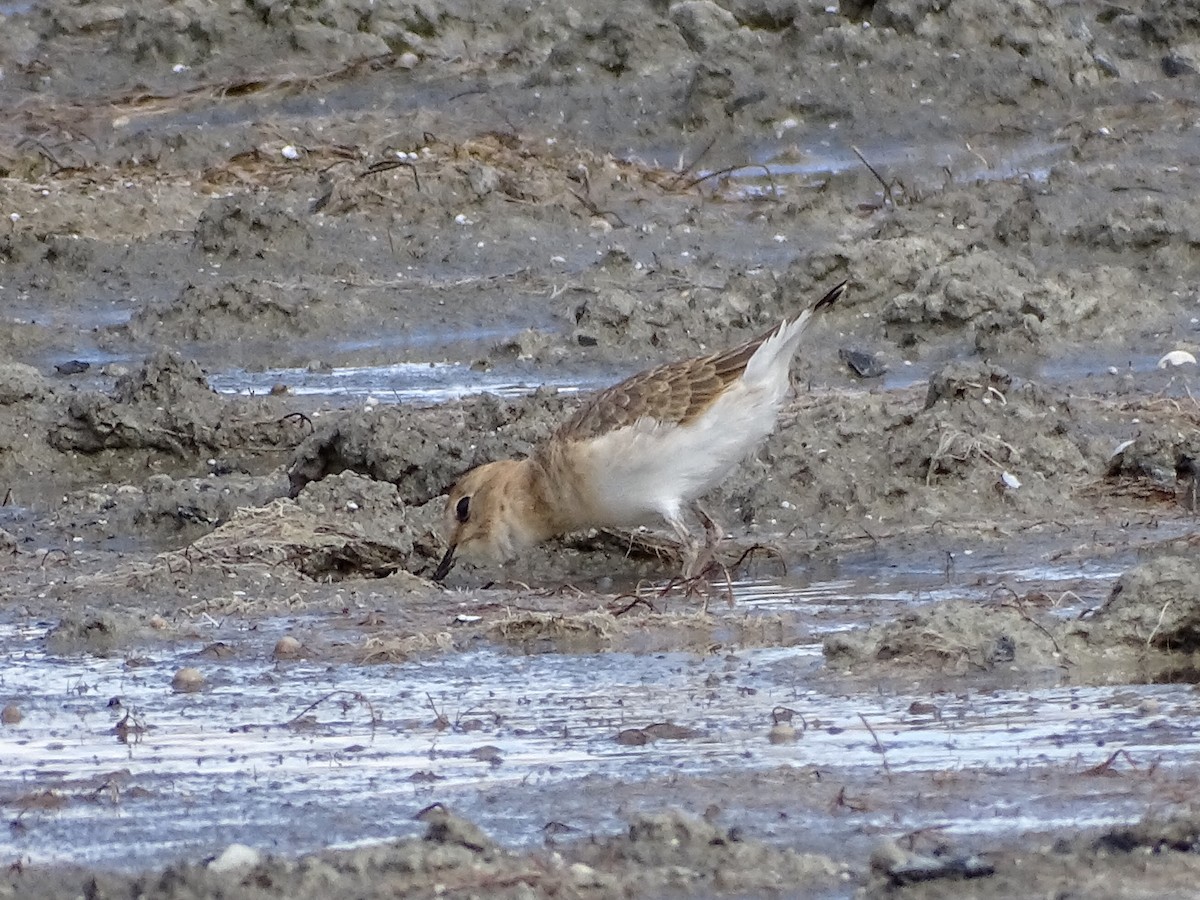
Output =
[
  {"x1": 616, "y1": 728, "x2": 649, "y2": 745},
  {"x1": 209, "y1": 843, "x2": 261, "y2": 873},
  {"x1": 768, "y1": 722, "x2": 797, "y2": 743},
  {"x1": 869, "y1": 838, "x2": 909, "y2": 874},
  {"x1": 171, "y1": 667, "x2": 205, "y2": 693},
  {"x1": 147, "y1": 614, "x2": 167, "y2": 630},
  {"x1": 839, "y1": 347, "x2": 887, "y2": 378},
  {"x1": 273, "y1": 636, "x2": 302, "y2": 659},
  {"x1": 54, "y1": 359, "x2": 91, "y2": 376},
  {"x1": 1, "y1": 704, "x2": 22, "y2": 725},
  {"x1": 415, "y1": 803, "x2": 497, "y2": 852},
  {"x1": 569, "y1": 862, "x2": 604, "y2": 887}
]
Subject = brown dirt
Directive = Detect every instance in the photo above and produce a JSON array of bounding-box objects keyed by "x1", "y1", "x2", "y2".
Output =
[{"x1": 2, "y1": 0, "x2": 1200, "y2": 896}]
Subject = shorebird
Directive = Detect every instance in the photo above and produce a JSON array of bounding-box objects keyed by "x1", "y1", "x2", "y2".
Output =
[{"x1": 433, "y1": 280, "x2": 846, "y2": 581}]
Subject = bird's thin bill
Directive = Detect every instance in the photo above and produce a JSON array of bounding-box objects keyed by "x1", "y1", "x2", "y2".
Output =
[{"x1": 432, "y1": 545, "x2": 456, "y2": 582}]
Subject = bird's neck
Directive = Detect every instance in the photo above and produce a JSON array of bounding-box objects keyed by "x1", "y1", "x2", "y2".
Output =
[
  {"x1": 523, "y1": 445, "x2": 593, "y2": 538},
  {"x1": 501, "y1": 456, "x2": 564, "y2": 544}
]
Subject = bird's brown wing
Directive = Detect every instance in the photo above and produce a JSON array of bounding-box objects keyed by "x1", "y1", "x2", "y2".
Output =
[
  {"x1": 554, "y1": 333, "x2": 769, "y2": 441},
  {"x1": 554, "y1": 281, "x2": 845, "y2": 442}
]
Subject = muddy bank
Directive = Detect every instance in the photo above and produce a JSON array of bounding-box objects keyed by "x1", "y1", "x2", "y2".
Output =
[{"x1": 2, "y1": 0, "x2": 1200, "y2": 895}]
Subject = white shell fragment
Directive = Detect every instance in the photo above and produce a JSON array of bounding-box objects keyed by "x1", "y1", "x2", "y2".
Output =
[
  {"x1": 1109, "y1": 439, "x2": 1136, "y2": 461},
  {"x1": 1157, "y1": 350, "x2": 1197, "y2": 368},
  {"x1": 281, "y1": 145, "x2": 300, "y2": 160},
  {"x1": 1000, "y1": 471, "x2": 1021, "y2": 490}
]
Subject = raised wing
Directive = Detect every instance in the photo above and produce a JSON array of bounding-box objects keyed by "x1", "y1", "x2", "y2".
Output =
[
  {"x1": 554, "y1": 352, "x2": 742, "y2": 441},
  {"x1": 555, "y1": 280, "x2": 845, "y2": 441}
]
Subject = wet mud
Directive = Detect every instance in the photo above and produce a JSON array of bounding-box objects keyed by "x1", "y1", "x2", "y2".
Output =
[{"x1": 2, "y1": 0, "x2": 1200, "y2": 896}]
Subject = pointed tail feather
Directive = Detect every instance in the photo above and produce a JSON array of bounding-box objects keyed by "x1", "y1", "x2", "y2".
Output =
[
  {"x1": 742, "y1": 280, "x2": 846, "y2": 384},
  {"x1": 812, "y1": 279, "x2": 846, "y2": 313}
]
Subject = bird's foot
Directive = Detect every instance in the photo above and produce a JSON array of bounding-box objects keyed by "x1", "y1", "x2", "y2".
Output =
[{"x1": 666, "y1": 558, "x2": 736, "y2": 609}]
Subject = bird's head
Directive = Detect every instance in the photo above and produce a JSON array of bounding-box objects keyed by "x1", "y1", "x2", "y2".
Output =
[{"x1": 433, "y1": 460, "x2": 540, "y2": 581}]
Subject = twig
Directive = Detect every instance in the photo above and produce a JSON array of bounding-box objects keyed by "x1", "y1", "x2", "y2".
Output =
[
  {"x1": 361, "y1": 159, "x2": 421, "y2": 192},
  {"x1": 426, "y1": 692, "x2": 450, "y2": 730},
  {"x1": 998, "y1": 599, "x2": 1063, "y2": 655},
  {"x1": 569, "y1": 190, "x2": 627, "y2": 227},
  {"x1": 1146, "y1": 600, "x2": 1172, "y2": 647},
  {"x1": 681, "y1": 163, "x2": 779, "y2": 198},
  {"x1": 609, "y1": 593, "x2": 657, "y2": 616},
  {"x1": 1081, "y1": 748, "x2": 1137, "y2": 776},
  {"x1": 858, "y1": 713, "x2": 892, "y2": 778},
  {"x1": 669, "y1": 135, "x2": 718, "y2": 188},
  {"x1": 285, "y1": 690, "x2": 378, "y2": 729},
  {"x1": 39, "y1": 548, "x2": 69, "y2": 568},
  {"x1": 851, "y1": 145, "x2": 895, "y2": 207},
  {"x1": 280, "y1": 411, "x2": 314, "y2": 432}
]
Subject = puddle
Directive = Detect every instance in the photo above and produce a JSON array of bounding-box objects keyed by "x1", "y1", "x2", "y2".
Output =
[
  {"x1": 695, "y1": 136, "x2": 1069, "y2": 199},
  {"x1": 2, "y1": 588, "x2": 1196, "y2": 871},
  {"x1": 711, "y1": 518, "x2": 1192, "y2": 655},
  {"x1": 208, "y1": 360, "x2": 611, "y2": 403},
  {"x1": 0, "y1": 0, "x2": 35, "y2": 16},
  {"x1": 876, "y1": 348, "x2": 1194, "y2": 392}
]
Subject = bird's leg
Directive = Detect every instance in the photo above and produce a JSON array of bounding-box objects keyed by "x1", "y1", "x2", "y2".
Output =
[
  {"x1": 664, "y1": 511, "x2": 701, "y2": 578},
  {"x1": 685, "y1": 501, "x2": 722, "y2": 579}
]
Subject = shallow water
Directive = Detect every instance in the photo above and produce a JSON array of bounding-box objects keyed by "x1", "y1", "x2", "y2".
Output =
[
  {"x1": 2, "y1": 517, "x2": 1194, "y2": 872},
  {"x1": 2, "y1": 629, "x2": 1192, "y2": 869},
  {"x1": 701, "y1": 135, "x2": 1069, "y2": 200},
  {"x1": 208, "y1": 359, "x2": 610, "y2": 403},
  {"x1": 209, "y1": 339, "x2": 1187, "y2": 404}
]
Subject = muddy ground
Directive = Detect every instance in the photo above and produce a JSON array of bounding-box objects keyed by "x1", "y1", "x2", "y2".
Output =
[{"x1": 2, "y1": 0, "x2": 1200, "y2": 896}]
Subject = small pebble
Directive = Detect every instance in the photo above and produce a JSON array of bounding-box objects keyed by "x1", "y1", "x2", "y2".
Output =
[
  {"x1": 54, "y1": 359, "x2": 91, "y2": 376},
  {"x1": 768, "y1": 722, "x2": 797, "y2": 743},
  {"x1": 171, "y1": 667, "x2": 205, "y2": 693},
  {"x1": 209, "y1": 843, "x2": 261, "y2": 873},
  {"x1": 869, "y1": 838, "x2": 909, "y2": 874},
  {"x1": 569, "y1": 862, "x2": 603, "y2": 887},
  {"x1": 1, "y1": 704, "x2": 22, "y2": 725},
  {"x1": 147, "y1": 614, "x2": 167, "y2": 630},
  {"x1": 273, "y1": 636, "x2": 302, "y2": 659}
]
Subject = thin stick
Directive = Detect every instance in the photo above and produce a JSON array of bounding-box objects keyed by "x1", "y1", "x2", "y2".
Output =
[
  {"x1": 285, "y1": 690, "x2": 378, "y2": 729},
  {"x1": 851, "y1": 145, "x2": 894, "y2": 207},
  {"x1": 671, "y1": 135, "x2": 718, "y2": 187},
  {"x1": 682, "y1": 163, "x2": 779, "y2": 197},
  {"x1": 858, "y1": 713, "x2": 892, "y2": 778}
]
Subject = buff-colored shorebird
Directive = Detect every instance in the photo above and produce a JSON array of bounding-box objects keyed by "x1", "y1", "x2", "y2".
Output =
[{"x1": 433, "y1": 281, "x2": 846, "y2": 582}]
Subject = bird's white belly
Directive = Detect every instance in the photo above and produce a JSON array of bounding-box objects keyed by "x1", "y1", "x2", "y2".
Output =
[{"x1": 580, "y1": 381, "x2": 780, "y2": 525}]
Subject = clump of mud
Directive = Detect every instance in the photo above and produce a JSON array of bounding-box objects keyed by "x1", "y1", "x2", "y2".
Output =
[
  {"x1": 287, "y1": 389, "x2": 576, "y2": 503},
  {"x1": 823, "y1": 599, "x2": 1066, "y2": 684},
  {"x1": 1075, "y1": 554, "x2": 1200, "y2": 683}
]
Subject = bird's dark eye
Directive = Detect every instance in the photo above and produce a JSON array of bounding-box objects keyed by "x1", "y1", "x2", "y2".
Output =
[{"x1": 455, "y1": 496, "x2": 471, "y2": 523}]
